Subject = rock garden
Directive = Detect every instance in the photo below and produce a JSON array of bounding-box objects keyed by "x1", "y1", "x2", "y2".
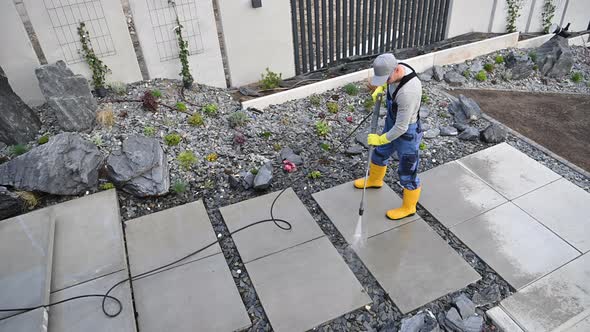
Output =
[{"x1": 1, "y1": 34, "x2": 589, "y2": 331}]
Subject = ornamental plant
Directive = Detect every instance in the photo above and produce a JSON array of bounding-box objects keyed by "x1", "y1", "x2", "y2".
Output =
[{"x1": 78, "y1": 22, "x2": 109, "y2": 91}]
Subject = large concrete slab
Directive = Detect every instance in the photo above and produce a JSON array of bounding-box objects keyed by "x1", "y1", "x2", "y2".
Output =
[
  {"x1": 246, "y1": 236, "x2": 371, "y2": 332},
  {"x1": 313, "y1": 181, "x2": 420, "y2": 243},
  {"x1": 356, "y1": 219, "x2": 480, "y2": 314},
  {"x1": 220, "y1": 188, "x2": 324, "y2": 263},
  {"x1": 125, "y1": 200, "x2": 221, "y2": 276},
  {"x1": 453, "y1": 203, "x2": 579, "y2": 290},
  {"x1": 486, "y1": 306, "x2": 524, "y2": 332},
  {"x1": 418, "y1": 161, "x2": 507, "y2": 228},
  {"x1": 501, "y1": 253, "x2": 590, "y2": 332},
  {"x1": 0, "y1": 308, "x2": 48, "y2": 332},
  {"x1": 50, "y1": 189, "x2": 126, "y2": 292},
  {"x1": 0, "y1": 209, "x2": 55, "y2": 320},
  {"x1": 554, "y1": 309, "x2": 590, "y2": 332},
  {"x1": 132, "y1": 253, "x2": 251, "y2": 332},
  {"x1": 514, "y1": 178, "x2": 590, "y2": 253},
  {"x1": 49, "y1": 270, "x2": 136, "y2": 332},
  {"x1": 458, "y1": 143, "x2": 561, "y2": 200}
]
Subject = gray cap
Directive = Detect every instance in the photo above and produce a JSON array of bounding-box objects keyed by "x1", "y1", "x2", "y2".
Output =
[{"x1": 371, "y1": 54, "x2": 398, "y2": 86}]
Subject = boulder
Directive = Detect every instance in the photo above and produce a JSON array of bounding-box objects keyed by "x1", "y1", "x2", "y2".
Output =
[
  {"x1": 449, "y1": 95, "x2": 482, "y2": 124},
  {"x1": 253, "y1": 162, "x2": 273, "y2": 190},
  {"x1": 0, "y1": 66, "x2": 41, "y2": 145},
  {"x1": 440, "y1": 126, "x2": 458, "y2": 136},
  {"x1": 444, "y1": 71, "x2": 467, "y2": 86},
  {"x1": 535, "y1": 35, "x2": 574, "y2": 78},
  {"x1": 505, "y1": 53, "x2": 534, "y2": 80},
  {"x1": 443, "y1": 308, "x2": 483, "y2": 332},
  {"x1": 0, "y1": 187, "x2": 23, "y2": 221},
  {"x1": 458, "y1": 127, "x2": 480, "y2": 141},
  {"x1": 423, "y1": 128, "x2": 440, "y2": 139},
  {"x1": 454, "y1": 122, "x2": 470, "y2": 132},
  {"x1": 280, "y1": 147, "x2": 303, "y2": 166},
  {"x1": 419, "y1": 106, "x2": 430, "y2": 119},
  {"x1": 0, "y1": 133, "x2": 103, "y2": 195},
  {"x1": 355, "y1": 131, "x2": 370, "y2": 149},
  {"x1": 401, "y1": 312, "x2": 441, "y2": 332},
  {"x1": 418, "y1": 69, "x2": 433, "y2": 82},
  {"x1": 345, "y1": 145, "x2": 364, "y2": 155},
  {"x1": 106, "y1": 136, "x2": 169, "y2": 197},
  {"x1": 35, "y1": 61, "x2": 97, "y2": 131},
  {"x1": 454, "y1": 294, "x2": 476, "y2": 319},
  {"x1": 481, "y1": 124, "x2": 507, "y2": 143},
  {"x1": 433, "y1": 65, "x2": 445, "y2": 81},
  {"x1": 469, "y1": 60, "x2": 483, "y2": 73}
]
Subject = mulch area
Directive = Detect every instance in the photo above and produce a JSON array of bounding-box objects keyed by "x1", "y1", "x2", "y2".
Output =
[{"x1": 450, "y1": 89, "x2": 590, "y2": 172}]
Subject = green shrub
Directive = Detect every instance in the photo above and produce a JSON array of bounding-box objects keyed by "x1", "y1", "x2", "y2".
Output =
[
  {"x1": 320, "y1": 143, "x2": 331, "y2": 151},
  {"x1": 462, "y1": 70, "x2": 471, "y2": 78},
  {"x1": 475, "y1": 70, "x2": 487, "y2": 82},
  {"x1": 178, "y1": 151, "x2": 197, "y2": 171},
  {"x1": 91, "y1": 135, "x2": 103, "y2": 147},
  {"x1": 315, "y1": 121, "x2": 330, "y2": 137},
  {"x1": 363, "y1": 98, "x2": 375, "y2": 111},
  {"x1": 419, "y1": 142, "x2": 427, "y2": 151},
  {"x1": 143, "y1": 126, "x2": 156, "y2": 137},
  {"x1": 38, "y1": 135, "x2": 49, "y2": 145},
  {"x1": 571, "y1": 72, "x2": 583, "y2": 83},
  {"x1": 250, "y1": 168, "x2": 258, "y2": 175},
  {"x1": 348, "y1": 104, "x2": 356, "y2": 112},
  {"x1": 172, "y1": 180, "x2": 188, "y2": 194},
  {"x1": 308, "y1": 170, "x2": 322, "y2": 179},
  {"x1": 202, "y1": 103, "x2": 218, "y2": 115},
  {"x1": 205, "y1": 152, "x2": 218, "y2": 162},
  {"x1": 343, "y1": 83, "x2": 359, "y2": 96},
  {"x1": 533, "y1": 64, "x2": 539, "y2": 71},
  {"x1": 273, "y1": 143, "x2": 282, "y2": 151},
  {"x1": 528, "y1": 51, "x2": 538, "y2": 62},
  {"x1": 228, "y1": 111, "x2": 249, "y2": 128},
  {"x1": 176, "y1": 102, "x2": 188, "y2": 112},
  {"x1": 9, "y1": 144, "x2": 29, "y2": 156},
  {"x1": 99, "y1": 182, "x2": 115, "y2": 190},
  {"x1": 421, "y1": 92, "x2": 430, "y2": 104},
  {"x1": 260, "y1": 68, "x2": 282, "y2": 89},
  {"x1": 309, "y1": 94, "x2": 322, "y2": 107},
  {"x1": 164, "y1": 133, "x2": 182, "y2": 146},
  {"x1": 495, "y1": 55, "x2": 505, "y2": 64},
  {"x1": 259, "y1": 131, "x2": 272, "y2": 139},
  {"x1": 188, "y1": 113, "x2": 204, "y2": 126},
  {"x1": 150, "y1": 89, "x2": 162, "y2": 98},
  {"x1": 109, "y1": 82, "x2": 127, "y2": 95},
  {"x1": 484, "y1": 63, "x2": 494, "y2": 73},
  {"x1": 327, "y1": 101, "x2": 339, "y2": 114}
]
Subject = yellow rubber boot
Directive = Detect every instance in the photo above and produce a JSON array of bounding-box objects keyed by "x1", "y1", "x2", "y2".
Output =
[
  {"x1": 353, "y1": 163, "x2": 387, "y2": 189},
  {"x1": 386, "y1": 187, "x2": 421, "y2": 220}
]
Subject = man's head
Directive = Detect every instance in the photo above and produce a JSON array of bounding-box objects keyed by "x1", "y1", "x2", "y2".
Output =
[{"x1": 371, "y1": 54, "x2": 405, "y2": 86}]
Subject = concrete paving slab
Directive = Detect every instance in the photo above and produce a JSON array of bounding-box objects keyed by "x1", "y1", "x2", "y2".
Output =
[
  {"x1": 501, "y1": 253, "x2": 590, "y2": 332},
  {"x1": 554, "y1": 309, "x2": 590, "y2": 332},
  {"x1": 418, "y1": 161, "x2": 507, "y2": 228},
  {"x1": 453, "y1": 203, "x2": 579, "y2": 290},
  {"x1": 0, "y1": 209, "x2": 55, "y2": 320},
  {"x1": 49, "y1": 270, "x2": 136, "y2": 332},
  {"x1": 0, "y1": 308, "x2": 48, "y2": 332},
  {"x1": 246, "y1": 237, "x2": 371, "y2": 332},
  {"x1": 220, "y1": 188, "x2": 324, "y2": 263},
  {"x1": 313, "y1": 181, "x2": 420, "y2": 243},
  {"x1": 514, "y1": 178, "x2": 590, "y2": 253},
  {"x1": 125, "y1": 200, "x2": 221, "y2": 276},
  {"x1": 486, "y1": 306, "x2": 524, "y2": 332},
  {"x1": 133, "y1": 253, "x2": 251, "y2": 332},
  {"x1": 458, "y1": 143, "x2": 561, "y2": 200},
  {"x1": 355, "y1": 219, "x2": 480, "y2": 314},
  {"x1": 51, "y1": 189, "x2": 126, "y2": 292}
]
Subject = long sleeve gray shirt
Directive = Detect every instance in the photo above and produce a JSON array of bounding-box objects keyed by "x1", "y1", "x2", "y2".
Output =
[{"x1": 384, "y1": 67, "x2": 422, "y2": 142}]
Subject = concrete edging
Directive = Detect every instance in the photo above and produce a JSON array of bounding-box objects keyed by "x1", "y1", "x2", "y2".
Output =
[
  {"x1": 242, "y1": 32, "x2": 519, "y2": 110},
  {"x1": 517, "y1": 34, "x2": 554, "y2": 49}
]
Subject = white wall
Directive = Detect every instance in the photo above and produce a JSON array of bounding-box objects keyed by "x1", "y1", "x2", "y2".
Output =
[
  {"x1": 129, "y1": 0, "x2": 226, "y2": 88},
  {"x1": 0, "y1": 1, "x2": 45, "y2": 106},
  {"x1": 562, "y1": 0, "x2": 590, "y2": 31},
  {"x1": 22, "y1": 0, "x2": 142, "y2": 85},
  {"x1": 446, "y1": 0, "x2": 496, "y2": 38},
  {"x1": 217, "y1": 0, "x2": 296, "y2": 87}
]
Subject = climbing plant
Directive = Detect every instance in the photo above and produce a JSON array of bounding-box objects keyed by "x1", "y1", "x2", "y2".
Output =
[
  {"x1": 170, "y1": 1, "x2": 194, "y2": 88},
  {"x1": 77, "y1": 22, "x2": 110, "y2": 93},
  {"x1": 506, "y1": 0, "x2": 523, "y2": 33},
  {"x1": 542, "y1": 0, "x2": 556, "y2": 34}
]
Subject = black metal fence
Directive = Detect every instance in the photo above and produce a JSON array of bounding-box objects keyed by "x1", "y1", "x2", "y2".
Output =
[{"x1": 290, "y1": 0, "x2": 451, "y2": 74}]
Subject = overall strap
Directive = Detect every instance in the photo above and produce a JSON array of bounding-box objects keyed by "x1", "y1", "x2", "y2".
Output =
[{"x1": 391, "y1": 62, "x2": 418, "y2": 100}]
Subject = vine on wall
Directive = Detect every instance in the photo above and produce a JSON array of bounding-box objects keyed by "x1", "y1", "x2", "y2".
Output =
[
  {"x1": 542, "y1": 0, "x2": 556, "y2": 33},
  {"x1": 506, "y1": 0, "x2": 524, "y2": 33}
]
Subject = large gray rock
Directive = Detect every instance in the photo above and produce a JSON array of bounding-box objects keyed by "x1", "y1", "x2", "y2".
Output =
[
  {"x1": 423, "y1": 128, "x2": 440, "y2": 139},
  {"x1": 444, "y1": 307, "x2": 483, "y2": 332},
  {"x1": 469, "y1": 61, "x2": 483, "y2": 74},
  {"x1": 280, "y1": 147, "x2": 303, "y2": 165},
  {"x1": 457, "y1": 127, "x2": 480, "y2": 141},
  {"x1": 444, "y1": 71, "x2": 467, "y2": 86},
  {"x1": 505, "y1": 53, "x2": 534, "y2": 80},
  {"x1": 440, "y1": 126, "x2": 458, "y2": 136},
  {"x1": 433, "y1": 65, "x2": 445, "y2": 81},
  {"x1": 35, "y1": 61, "x2": 97, "y2": 131},
  {"x1": 253, "y1": 162, "x2": 273, "y2": 190},
  {"x1": 400, "y1": 312, "x2": 441, "y2": 332},
  {"x1": 481, "y1": 124, "x2": 507, "y2": 143},
  {"x1": 355, "y1": 131, "x2": 370, "y2": 149},
  {"x1": 0, "y1": 66, "x2": 41, "y2": 145},
  {"x1": 0, "y1": 187, "x2": 23, "y2": 221},
  {"x1": 535, "y1": 36, "x2": 574, "y2": 78},
  {"x1": 454, "y1": 294, "x2": 476, "y2": 319},
  {"x1": 449, "y1": 95, "x2": 482, "y2": 124},
  {"x1": 0, "y1": 133, "x2": 103, "y2": 195},
  {"x1": 106, "y1": 136, "x2": 169, "y2": 197}
]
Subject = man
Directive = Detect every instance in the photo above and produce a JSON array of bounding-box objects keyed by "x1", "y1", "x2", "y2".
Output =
[{"x1": 354, "y1": 53, "x2": 423, "y2": 220}]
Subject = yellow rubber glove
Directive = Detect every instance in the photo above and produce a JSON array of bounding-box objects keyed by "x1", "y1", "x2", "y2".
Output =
[
  {"x1": 367, "y1": 133, "x2": 390, "y2": 146},
  {"x1": 371, "y1": 84, "x2": 386, "y2": 102}
]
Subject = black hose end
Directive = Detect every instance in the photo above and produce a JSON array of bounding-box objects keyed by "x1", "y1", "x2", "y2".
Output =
[{"x1": 359, "y1": 208, "x2": 364, "y2": 216}]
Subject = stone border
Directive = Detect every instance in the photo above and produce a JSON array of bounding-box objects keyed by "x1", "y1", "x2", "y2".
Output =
[
  {"x1": 516, "y1": 34, "x2": 554, "y2": 49},
  {"x1": 481, "y1": 113, "x2": 590, "y2": 179},
  {"x1": 242, "y1": 32, "x2": 519, "y2": 110}
]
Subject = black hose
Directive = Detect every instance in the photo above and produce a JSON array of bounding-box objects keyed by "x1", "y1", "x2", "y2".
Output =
[{"x1": 0, "y1": 188, "x2": 292, "y2": 321}]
